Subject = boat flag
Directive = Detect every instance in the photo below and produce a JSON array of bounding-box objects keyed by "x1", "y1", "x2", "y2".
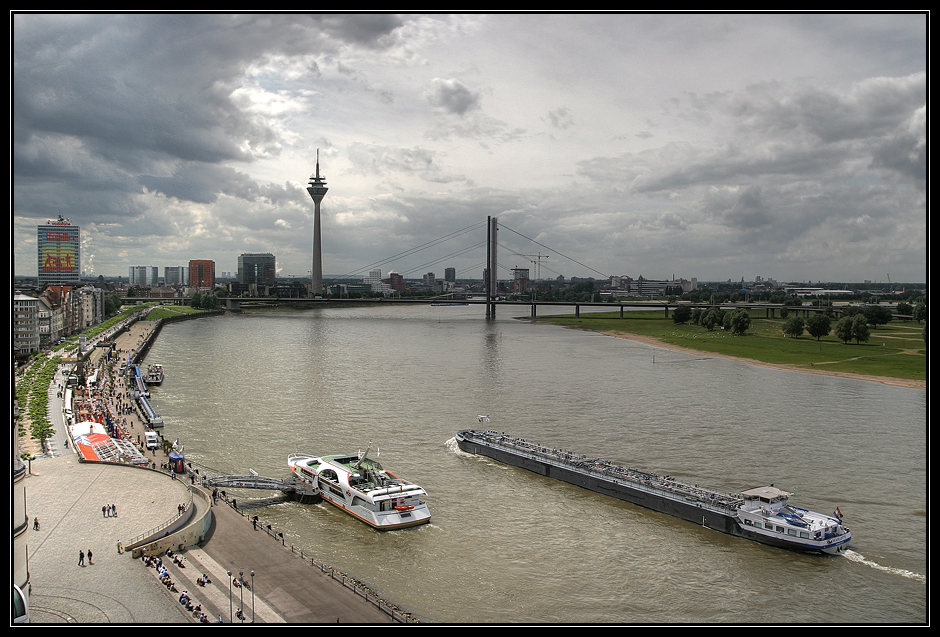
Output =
[{"x1": 834, "y1": 507, "x2": 843, "y2": 520}]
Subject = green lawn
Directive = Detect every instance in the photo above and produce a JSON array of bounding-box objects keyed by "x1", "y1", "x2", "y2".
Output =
[
  {"x1": 145, "y1": 305, "x2": 211, "y2": 321},
  {"x1": 535, "y1": 310, "x2": 926, "y2": 382}
]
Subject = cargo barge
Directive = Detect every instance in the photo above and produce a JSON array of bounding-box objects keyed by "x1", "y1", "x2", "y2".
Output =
[{"x1": 455, "y1": 428, "x2": 851, "y2": 554}]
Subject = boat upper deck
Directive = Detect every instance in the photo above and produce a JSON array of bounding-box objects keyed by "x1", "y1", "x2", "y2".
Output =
[{"x1": 460, "y1": 430, "x2": 746, "y2": 512}]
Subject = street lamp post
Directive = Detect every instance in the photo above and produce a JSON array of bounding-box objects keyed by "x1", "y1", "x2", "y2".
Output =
[
  {"x1": 239, "y1": 569, "x2": 245, "y2": 623},
  {"x1": 227, "y1": 570, "x2": 232, "y2": 623},
  {"x1": 251, "y1": 570, "x2": 255, "y2": 623}
]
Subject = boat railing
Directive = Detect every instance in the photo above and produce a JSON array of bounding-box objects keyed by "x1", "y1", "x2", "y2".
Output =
[{"x1": 469, "y1": 430, "x2": 744, "y2": 512}]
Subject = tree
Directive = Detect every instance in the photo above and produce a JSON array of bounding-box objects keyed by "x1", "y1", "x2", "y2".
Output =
[
  {"x1": 863, "y1": 305, "x2": 893, "y2": 328},
  {"x1": 672, "y1": 305, "x2": 692, "y2": 324},
  {"x1": 852, "y1": 314, "x2": 870, "y2": 344},
  {"x1": 701, "y1": 308, "x2": 721, "y2": 331},
  {"x1": 805, "y1": 313, "x2": 832, "y2": 341},
  {"x1": 834, "y1": 316, "x2": 854, "y2": 344},
  {"x1": 729, "y1": 308, "x2": 751, "y2": 335},
  {"x1": 783, "y1": 316, "x2": 805, "y2": 338}
]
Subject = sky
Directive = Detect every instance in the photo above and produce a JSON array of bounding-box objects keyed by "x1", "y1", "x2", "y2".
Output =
[{"x1": 12, "y1": 12, "x2": 928, "y2": 284}]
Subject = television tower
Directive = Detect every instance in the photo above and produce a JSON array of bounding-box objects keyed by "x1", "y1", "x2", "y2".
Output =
[{"x1": 306, "y1": 150, "x2": 328, "y2": 297}]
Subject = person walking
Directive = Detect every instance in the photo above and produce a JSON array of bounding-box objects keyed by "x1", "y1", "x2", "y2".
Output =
[
  {"x1": 112, "y1": 504, "x2": 117, "y2": 517},
  {"x1": 78, "y1": 550, "x2": 85, "y2": 566},
  {"x1": 102, "y1": 505, "x2": 108, "y2": 517},
  {"x1": 87, "y1": 549, "x2": 93, "y2": 565}
]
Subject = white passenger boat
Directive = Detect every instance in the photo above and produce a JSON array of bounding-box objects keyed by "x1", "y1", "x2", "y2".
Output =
[
  {"x1": 144, "y1": 363, "x2": 164, "y2": 385},
  {"x1": 288, "y1": 445, "x2": 430, "y2": 530}
]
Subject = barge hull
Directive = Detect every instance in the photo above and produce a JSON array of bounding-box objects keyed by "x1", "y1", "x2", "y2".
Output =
[
  {"x1": 456, "y1": 431, "x2": 850, "y2": 554},
  {"x1": 456, "y1": 435, "x2": 739, "y2": 535}
]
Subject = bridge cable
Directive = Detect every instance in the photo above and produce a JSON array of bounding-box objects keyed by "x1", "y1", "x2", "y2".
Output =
[
  {"x1": 339, "y1": 220, "x2": 486, "y2": 279},
  {"x1": 498, "y1": 223, "x2": 610, "y2": 280}
]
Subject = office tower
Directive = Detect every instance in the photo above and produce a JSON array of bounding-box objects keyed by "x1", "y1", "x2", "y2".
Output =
[
  {"x1": 237, "y1": 253, "x2": 276, "y2": 286},
  {"x1": 164, "y1": 266, "x2": 189, "y2": 286},
  {"x1": 128, "y1": 266, "x2": 159, "y2": 287},
  {"x1": 189, "y1": 260, "x2": 215, "y2": 288},
  {"x1": 37, "y1": 216, "x2": 80, "y2": 288}
]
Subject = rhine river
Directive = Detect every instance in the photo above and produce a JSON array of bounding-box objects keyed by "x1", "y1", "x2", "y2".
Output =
[{"x1": 144, "y1": 304, "x2": 926, "y2": 624}]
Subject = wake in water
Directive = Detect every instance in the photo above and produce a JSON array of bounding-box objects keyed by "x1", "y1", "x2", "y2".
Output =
[{"x1": 843, "y1": 550, "x2": 926, "y2": 583}]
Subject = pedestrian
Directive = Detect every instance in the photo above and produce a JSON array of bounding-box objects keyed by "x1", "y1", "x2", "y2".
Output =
[
  {"x1": 102, "y1": 505, "x2": 107, "y2": 517},
  {"x1": 117, "y1": 540, "x2": 124, "y2": 554},
  {"x1": 88, "y1": 549, "x2": 93, "y2": 565},
  {"x1": 79, "y1": 550, "x2": 85, "y2": 566},
  {"x1": 112, "y1": 504, "x2": 117, "y2": 517},
  {"x1": 33, "y1": 518, "x2": 39, "y2": 531}
]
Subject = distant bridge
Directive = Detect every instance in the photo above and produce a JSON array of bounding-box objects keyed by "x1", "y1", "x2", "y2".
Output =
[{"x1": 120, "y1": 295, "x2": 848, "y2": 319}]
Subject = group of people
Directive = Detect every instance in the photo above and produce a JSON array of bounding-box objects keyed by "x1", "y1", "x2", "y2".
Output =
[
  {"x1": 142, "y1": 550, "x2": 227, "y2": 623},
  {"x1": 72, "y1": 358, "x2": 137, "y2": 443},
  {"x1": 166, "y1": 548, "x2": 187, "y2": 569},
  {"x1": 102, "y1": 503, "x2": 118, "y2": 517},
  {"x1": 78, "y1": 548, "x2": 93, "y2": 566},
  {"x1": 178, "y1": 590, "x2": 206, "y2": 621}
]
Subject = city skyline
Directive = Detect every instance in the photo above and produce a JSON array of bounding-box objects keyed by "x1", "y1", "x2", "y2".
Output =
[{"x1": 12, "y1": 13, "x2": 927, "y2": 283}]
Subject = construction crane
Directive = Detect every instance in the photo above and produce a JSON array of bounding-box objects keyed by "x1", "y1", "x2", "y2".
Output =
[{"x1": 519, "y1": 253, "x2": 550, "y2": 281}]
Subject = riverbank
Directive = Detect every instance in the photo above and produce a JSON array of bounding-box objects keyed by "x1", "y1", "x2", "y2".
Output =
[
  {"x1": 19, "y1": 313, "x2": 409, "y2": 624},
  {"x1": 592, "y1": 328, "x2": 926, "y2": 390}
]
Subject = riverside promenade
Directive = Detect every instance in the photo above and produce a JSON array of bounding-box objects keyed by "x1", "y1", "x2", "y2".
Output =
[{"x1": 23, "y1": 313, "x2": 402, "y2": 624}]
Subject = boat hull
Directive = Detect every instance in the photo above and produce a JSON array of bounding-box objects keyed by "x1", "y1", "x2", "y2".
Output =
[
  {"x1": 456, "y1": 430, "x2": 849, "y2": 555},
  {"x1": 317, "y1": 488, "x2": 430, "y2": 530},
  {"x1": 288, "y1": 453, "x2": 431, "y2": 531}
]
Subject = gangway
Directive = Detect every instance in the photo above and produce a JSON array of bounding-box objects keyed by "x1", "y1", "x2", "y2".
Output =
[{"x1": 197, "y1": 465, "x2": 320, "y2": 501}]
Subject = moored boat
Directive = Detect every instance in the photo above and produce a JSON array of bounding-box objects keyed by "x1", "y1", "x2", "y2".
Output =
[
  {"x1": 144, "y1": 363, "x2": 164, "y2": 385},
  {"x1": 455, "y1": 428, "x2": 851, "y2": 555},
  {"x1": 288, "y1": 445, "x2": 430, "y2": 530}
]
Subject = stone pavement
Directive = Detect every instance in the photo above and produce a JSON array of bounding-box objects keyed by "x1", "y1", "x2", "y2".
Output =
[
  {"x1": 24, "y1": 453, "x2": 400, "y2": 624},
  {"x1": 22, "y1": 314, "x2": 403, "y2": 624},
  {"x1": 24, "y1": 455, "x2": 196, "y2": 624}
]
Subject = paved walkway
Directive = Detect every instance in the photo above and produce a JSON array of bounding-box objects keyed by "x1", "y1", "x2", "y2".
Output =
[{"x1": 22, "y1": 315, "x2": 401, "y2": 624}]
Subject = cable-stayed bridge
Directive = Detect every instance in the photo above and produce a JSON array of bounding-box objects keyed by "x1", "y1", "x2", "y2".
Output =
[{"x1": 119, "y1": 216, "x2": 840, "y2": 318}]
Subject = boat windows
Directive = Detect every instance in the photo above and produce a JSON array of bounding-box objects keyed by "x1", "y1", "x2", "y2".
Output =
[
  {"x1": 799, "y1": 531, "x2": 810, "y2": 539},
  {"x1": 776, "y1": 526, "x2": 786, "y2": 533},
  {"x1": 788, "y1": 529, "x2": 797, "y2": 536}
]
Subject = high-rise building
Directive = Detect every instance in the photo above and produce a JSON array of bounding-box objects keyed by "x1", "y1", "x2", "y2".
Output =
[
  {"x1": 386, "y1": 270, "x2": 406, "y2": 292},
  {"x1": 189, "y1": 260, "x2": 215, "y2": 288},
  {"x1": 164, "y1": 266, "x2": 189, "y2": 286},
  {"x1": 128, "y1": 266, "x2": 159, "y2": 287},
  {"x1": 445, "y1": 267, "x2": 456, "y2": 282},
  {"x1": 13, "y1": 294, "x2": 41, "y2": 356},
  {"x1": 237, "y1": 253, "x2": 276, "y2": 286},
  {"x1": 37, "y1": 216, "x2": 80, "y2": 288}
]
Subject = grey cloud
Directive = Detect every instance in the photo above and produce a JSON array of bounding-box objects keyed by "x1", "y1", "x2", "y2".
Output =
[
  {"x1": 347, "y1": 143, "x2": 470, "y2": 185},
  {"x1": 426, "y1": 78, "x2": 482, "y2": 115}
]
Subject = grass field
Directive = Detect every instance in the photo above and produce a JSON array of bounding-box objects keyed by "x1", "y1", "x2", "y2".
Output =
[{"x1": 534, "y1": 309, "x2": 926, "y2": 383}]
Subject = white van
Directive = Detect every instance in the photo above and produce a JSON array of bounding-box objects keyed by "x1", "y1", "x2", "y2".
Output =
[{"x1": 144, "y1": 431, "x2": 159, "y2": 451}]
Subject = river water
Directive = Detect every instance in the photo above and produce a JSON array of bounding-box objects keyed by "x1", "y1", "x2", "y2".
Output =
[{"x1": 144, "y1": 304, "x2": 927, "y2": 624}]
